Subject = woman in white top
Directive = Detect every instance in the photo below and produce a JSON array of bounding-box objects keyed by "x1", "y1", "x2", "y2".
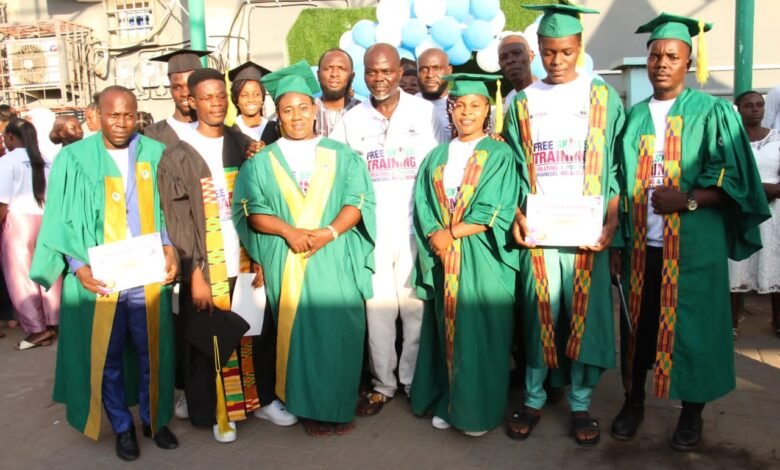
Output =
[
  {"x1": 729, "y1": 91, "x2": 780, "y2": 338},
  {"x1": 0, "y1": 118, "x2": 62, "y2": 349},
  {"x1": 229, "y1": 61, "x2": 280, "y2": 146}
]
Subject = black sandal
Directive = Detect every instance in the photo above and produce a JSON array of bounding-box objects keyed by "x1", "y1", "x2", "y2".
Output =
[
  {"x1": 571, "y1": 412, "x2": 600, "y2": 447},
  {"x1": 506, "y1": 408, "x2": 541, "y2": 440}
]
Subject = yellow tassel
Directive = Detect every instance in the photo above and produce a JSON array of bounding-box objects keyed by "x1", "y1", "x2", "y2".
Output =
[
  {"x1": 224, "y1": 70, "x2": 237, "y2": 127},
  {"x1": 695, "y1": 20, "x2": 709, "y2": 86},
  {"x1": 494, "y1": 79, "x2": 504, "y2": 134},
  {"x1": 213, "y1": 336, "x2": 231, "y2": 435}
]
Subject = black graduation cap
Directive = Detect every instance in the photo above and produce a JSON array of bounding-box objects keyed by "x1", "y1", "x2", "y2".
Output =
[
  {"x1": 228, "y1": 61, "x2": 272, "y2": 83},
  {"x1": 184, "y1": 308, "x2": 250, "y2": 367},
  {"x1": 149, "y1": 49, "x2": 211, "y2": 75}
]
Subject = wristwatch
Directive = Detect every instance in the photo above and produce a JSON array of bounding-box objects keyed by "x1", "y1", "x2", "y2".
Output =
[{"x1": 686, "y1": 191, "x2": 698, "y2": 211}]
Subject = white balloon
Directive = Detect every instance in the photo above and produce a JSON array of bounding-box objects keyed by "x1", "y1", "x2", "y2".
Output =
[
  {"x1": 375, "y1": 22, "x2": 403, "y2": 47},
  {"x1": 339, "y1": 30, "x2": 356, "y2": 50},
  {"x1": 475, "y1": 39, "x2": 501, "y2": 72},
  {"x1": 490, "y1": 10, "x2": 505, "y2": 35},
  {"x1": 377, "y1": 0, "x2": 411, "y2": 28},
  {"x1": 415, "y1": 36, "x2": 440, "y2": 58},
  {"x1": 523, "y1": 21, "x2": 540, "y2": 56},
  {"x1": 414, "y1": 0, "x2": 446, "y2": 26}
]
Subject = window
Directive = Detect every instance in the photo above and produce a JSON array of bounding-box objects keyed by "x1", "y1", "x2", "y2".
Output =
[{"x1": 104, "y1": 0, "x2": 155, "y2": 45}]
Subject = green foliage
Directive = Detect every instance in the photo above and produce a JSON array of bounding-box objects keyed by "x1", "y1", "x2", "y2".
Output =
[{"x1": 286, "y1": 0, "x2": 548, "y2": 67}]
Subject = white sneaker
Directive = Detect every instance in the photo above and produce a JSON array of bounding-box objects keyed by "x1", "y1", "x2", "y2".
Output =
[
  {"x1": 253, "y1": 399, "x2": 298, "y2": 426},
  {"x1": 212, "y1": 421, "x2": 237, "y2": 443},
  {"x1": 463, "y1": 430, "x2": 488, "y2": 437},
  {"x1": 431, "y1": 416, "x2": 451, "y2": 430},
  {"x1": 174, "y1": 393, "x2": 188, "y2": 419}
]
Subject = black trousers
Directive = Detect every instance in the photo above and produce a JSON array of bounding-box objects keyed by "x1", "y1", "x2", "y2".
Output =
[{"x1": 624, "y1": 247, "x2": 703, "y2": 412}]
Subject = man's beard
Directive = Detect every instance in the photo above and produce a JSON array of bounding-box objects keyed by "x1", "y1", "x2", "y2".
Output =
[
  {"x1": 321, "y1": 78, "x2": 353, "y2": 102},
  {"x1": 420, "y1": 81, "x2": 448, "y2": 101}
]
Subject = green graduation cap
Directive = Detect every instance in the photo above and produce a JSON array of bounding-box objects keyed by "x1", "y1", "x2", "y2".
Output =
[
  {"x1": 149, "y1": 48, "x2": 210, "y2": 75},
  {"x1": 524, "y1": 3, "x2": 599, "y2": 38},
  {"x1": 228, "y1": 61, "x2": 273, "y2": 83},
  {"x1": 635, "y1": 12, "x2": 712, "y2": 48},
  {"x1": 260, "y1": 60, "x2": 321, "y2": 101},
  {"x1": 636, "y1": 12, "x2": 713, "y2": 85},
  {"x1": 443, "y1": 73, "x2": 502, "y2": 98}
]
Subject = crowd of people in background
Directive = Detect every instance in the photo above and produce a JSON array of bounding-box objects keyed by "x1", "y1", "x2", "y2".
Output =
[{"x1": 0, "y1": 4, "x2": 778, "y2": 465}]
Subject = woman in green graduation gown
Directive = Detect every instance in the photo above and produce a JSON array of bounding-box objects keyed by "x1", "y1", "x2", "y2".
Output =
[
  {"x1": 410, "y1": 74, "x2": 520, "y2": 435},
  {"x1": 232, "y1": 62, "x2": 376, "y2": 437}
]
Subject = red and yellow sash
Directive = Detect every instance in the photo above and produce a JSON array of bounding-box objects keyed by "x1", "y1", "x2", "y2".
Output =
[
  {"x1": 268, "y1": 146, "x2": 339, "y2": 401},
  {"x1": 200, "y1": 168, "x2": 258, "y2": 422},
  {"x1": 624, "y1": 116, "x2": 683, "y2": 399},
  {"x1": 432, "y1": 149, "x2": 489, "y2": 381},
  {"x1": 84, "y1": 162, "x2": 162, "y2": 440},
  {"x1": 517, "y1": 84, "x2": 609, "y2": 368}
]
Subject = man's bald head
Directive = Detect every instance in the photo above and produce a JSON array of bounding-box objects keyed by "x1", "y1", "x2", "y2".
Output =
[
  {"x1": 498, "y1": 34, "x2": 535, "y2": 91},
  {"x1": 417, "y1": 48, "x2": 452, "y2": 99},
  {"x1": 98, "y1": 85, "x2": 137, "y2": 110},
  {"x1": 364, "y1": 43, "x2": 403, "y2": 102}
]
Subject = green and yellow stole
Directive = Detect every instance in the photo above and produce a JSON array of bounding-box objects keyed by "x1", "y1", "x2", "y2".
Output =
[
  {"x1": 624, "y1": 115, "x2": 683, "y2": 399},
  {"x1": 200, "y1": 168, "x2": 258, "y2": 423},
  {"x1": 84, "y1": 161, "x2": 164, "y2": 440},
  {"x1": 431, "y1": 149, "x2": 490, "y2": 381},
  {"x1": 516, "y1": 84, "x2": 609, "y2": 368}
]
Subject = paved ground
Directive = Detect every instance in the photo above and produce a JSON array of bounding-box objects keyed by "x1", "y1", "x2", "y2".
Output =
[{"x1": 0, "y1": 295, "x2": 778, "y2": 470}]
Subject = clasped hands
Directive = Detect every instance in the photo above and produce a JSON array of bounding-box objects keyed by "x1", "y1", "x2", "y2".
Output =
[{"x1": 284, "y1": 227, "x2": 336, "y2": 258}]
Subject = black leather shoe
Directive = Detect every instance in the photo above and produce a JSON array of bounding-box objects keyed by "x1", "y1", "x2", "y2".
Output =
[
  {"x1": 672, "y1": 410, "x2": 703, "y2": 451},
  {"x1": 142, "y1": 425, "x2": 179, "y2": 450},
  {"x1": 115, "y1": 428, "x2": 140, "y2": 461},
  {"x1": 610, "y1": 398, "x2": 644, "y2": 441}
]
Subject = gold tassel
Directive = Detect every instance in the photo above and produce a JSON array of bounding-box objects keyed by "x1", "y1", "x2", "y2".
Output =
[
  {"x1": 213, "y1": 336, "x2": 231, "y2": 435},
  {"x1": 695, "y1": 20, "x2": 709, "y2": 86},
  {"x1": 494, "y1": 79, "x2": 504, "y2": 134},
  {"x1": 224, "y1": 70, "x2": 237, "y2": 127}
]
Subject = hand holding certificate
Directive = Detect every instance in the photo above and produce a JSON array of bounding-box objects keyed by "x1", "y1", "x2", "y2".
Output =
[
  {"x1": 525, "y1": 194, "x2": 604, "y2": 247},
  {"x1": 88, "y1": 232, "x2": 167, "y2": 293}
]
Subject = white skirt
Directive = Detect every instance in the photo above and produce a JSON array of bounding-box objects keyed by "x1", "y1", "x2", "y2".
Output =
[{"x1": 729, "y1": 199, "x2": 780, "y2": 293}]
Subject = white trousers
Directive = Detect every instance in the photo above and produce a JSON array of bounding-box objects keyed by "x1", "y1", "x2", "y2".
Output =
[{"x1": 366, "y1": 234, "x2": 424, "y2": 397}]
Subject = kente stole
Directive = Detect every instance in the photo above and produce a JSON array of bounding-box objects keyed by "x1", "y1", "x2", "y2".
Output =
[
  {"x1": 516, "y1": 83, "x2": 608, "y2": 368},
  {"x1": 267, "y1": 146, "x2": 340, "y2": 401},
  {"x1": 84, "y1": 161, "x2": 163, "y2": 440},
  {"x1": 200, "y1": 167, "x2": 257, "y2": 422},
  {"x1": 431, "y1": 149, "x2": 490, "y2": 382},
  {"x1": 624, "y1": 115, "x2": 683, "y2": 399}
]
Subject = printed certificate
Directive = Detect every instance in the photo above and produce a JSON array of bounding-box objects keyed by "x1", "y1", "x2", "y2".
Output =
[
  {"x1": 525, "y1": 194, "x2": 604, "y2": 247},
  {"x1": 88, "y1": 232, "x2": 166, "y2": 293}
]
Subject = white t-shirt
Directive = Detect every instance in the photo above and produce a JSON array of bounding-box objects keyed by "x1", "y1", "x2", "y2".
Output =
[
  {"x1": 417, "y1": 93, "x2": 452, "y2": 143},
  {"x1": 330, "y1": 90, "x2": 440, "y2": 235},
  {"x1": 504, "y1": 89, "x2": 519, "y2": 110},
  {"x1": 524, "y1": 74, "x2": 591, "y2": 196},
  {"x1": 235, "y1": 115, "x2": 269, "y2": 142},
  {"x1": 107, "y1": 148, "x2": 130, "y2": 190},
  {"x1": 0, "y1": 148, "x2": 52, "y2": 215},
  {"x1": 647, "y1": 97, "x2": 677, "y2": 247},
  {"x1": 277, "y1": 136, "x2": 322, "y2": 196},
  {"x1": 443, "y1": 136, "x2": 486, "y2": 212},
  {"x1": 186, "y1": 131, "x2": 241, "y2": 278},
  {"x1": 166, "y1": 117, "x2": 198, "y2": 139}
]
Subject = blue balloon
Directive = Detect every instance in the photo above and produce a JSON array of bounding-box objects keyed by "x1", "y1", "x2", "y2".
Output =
[
  {"x1": 409, "y1": 0, "x2": 416, "y2": 18},
  {"x1": 530, "y1": 55, "x2": 547, "y2": 80},
  {"x1": 353, "y1": 67, "x2": 370, "y2": 99},
  {"x1": 469, "y1": 0, "x2": 499, "y2": 21},
  {"x1": 446, "y1": 0, "x2": 470, "y2": 22},
  {"x1": 446, "y1": 39, "x2": 472, "y2": 66},
  {"x1": 398, "y1": 46, "x2": 415, "y2": 61},
  {"x1": 430, "y1": 16, "x2": 460, "y2": 49},
  {"x1": 583, "y1": 53, "x2": 594, "y2": 73},
  {"x1": 351, "y1": 20, "x2": 376, "y2": 49},
  {"x1": 462, "y1": 20, "x2": 492, "y2": 51},
  {"x1": 401, "y1": 19, "x2": 428, "y2": 49}
]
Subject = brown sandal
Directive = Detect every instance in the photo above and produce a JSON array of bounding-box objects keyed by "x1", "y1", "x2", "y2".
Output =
[
  {"x1": 15, "y1": 330, "x2": 56, "y2": 351},
  {"x1": 356, "y1": 391, "x2": 390, "y2": 417},
  {"x1": 333, "y1": 421, "x2": 355, "y2": 436},
  {"x1": 301, "y1": 419, "x2": 332, "y2": 437}
]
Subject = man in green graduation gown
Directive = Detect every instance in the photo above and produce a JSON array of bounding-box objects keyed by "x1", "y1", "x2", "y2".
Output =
[
  {"x1": 232, "y1": 62, "x2": 376, "y2": 436},
  {"x1": 502, "y1": 4, "x2": 625, "y2": 446},
  {"x1": 610, "y1": 13, "x2": 770, "y2": 451},
  {"x1": 30, "y1": 86, "x2": 179, "y2": 461},
  {"x1": 410, "y1": 74, "x2": 520, "y2": 435}
]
